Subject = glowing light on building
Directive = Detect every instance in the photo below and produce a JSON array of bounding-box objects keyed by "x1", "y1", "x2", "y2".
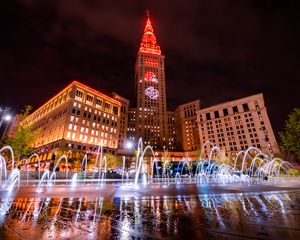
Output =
[
  {"x1": 145, "y1": 86, "x2": 159, "y2": 100},
  {"x1": 139, "y1": 12, "x2": 161, "y2": 55},
  {"x1": 144, "y1": 71, "x2": 158, "y2": 83}
]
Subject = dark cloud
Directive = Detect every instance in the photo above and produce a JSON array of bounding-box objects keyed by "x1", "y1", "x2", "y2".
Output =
[{"x1": 0, "y1": 0, "x2": 300, "y2": 138}]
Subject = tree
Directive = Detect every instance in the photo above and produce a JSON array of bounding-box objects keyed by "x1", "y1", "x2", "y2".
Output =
[
  {"x1": 279, "y1": 108, "x2": 300, "y2": 162},
  {"x1": 5, "y1": 105, "x2": 40, "y2": 164},
  {"x1": 105, "y1": 154, "x2": 122, "y2": 169}
]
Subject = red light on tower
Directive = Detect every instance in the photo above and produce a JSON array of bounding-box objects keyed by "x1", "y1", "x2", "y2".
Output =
[
  {"x1": 139, "y1": 11, "x2": 161, "y2": 55},
  {"x1": 144, "y1": 71, "x2": 158, "y2": 83}
]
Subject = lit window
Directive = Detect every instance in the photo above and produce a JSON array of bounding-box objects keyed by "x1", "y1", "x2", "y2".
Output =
[{"x1": 75, "y1": 90, "x2": 83, "y2": 101}]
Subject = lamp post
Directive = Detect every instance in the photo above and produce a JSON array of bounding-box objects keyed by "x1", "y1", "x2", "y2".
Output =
[
  {"x1": 0, "y1": 107, "x2": 12, "y2": 142},
  {"x1": 122, "y1": 141, "x2": 133, "y2": 183},
  {"x1": 0, "y1": 107, "x2": 11, "y2": 129}
]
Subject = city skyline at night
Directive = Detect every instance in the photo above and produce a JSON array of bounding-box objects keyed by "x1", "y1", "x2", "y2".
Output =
[
  {"x1": 1, "y1": 1, "x2": 300, "y2": 137},
  {"x1": 0, "y1": 2, "x2": 300, "y2": 239}
]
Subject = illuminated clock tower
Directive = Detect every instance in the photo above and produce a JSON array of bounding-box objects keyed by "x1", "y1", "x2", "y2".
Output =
[{"x1": 134, "y1": 12, "x2": 168, "y2": 150}]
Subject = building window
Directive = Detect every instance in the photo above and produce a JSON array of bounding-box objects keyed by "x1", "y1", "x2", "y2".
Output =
[
  {"x1": 242, "y1": 103, "x2": 249, "y2": 112},
  {"x1": 113, "y1": 106, "x2": 118, "y2": 115},
  {"x1": 233, "y1": 106, "x2": 239, "y2": 114},
  {"x1": 104, "y1": 102, "x2": 111, "y2": 109},
  {"x1": 75, "y1": 90, "x2": 83, "y2": 101},
  {"x1": 214, "y1": 111, "x2": 219, "y2": 119},
  {"x1": 223, "y1": 108, "x2": 228, "y2": 116},
  {"x1": 86, "y1": 95, "x2": 94, "y2": 105},
  {"x1": 206, "y1": 113, "x2": 211, "y2": 120}
]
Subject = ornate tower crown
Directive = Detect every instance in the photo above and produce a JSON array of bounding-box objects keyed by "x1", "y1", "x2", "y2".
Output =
[{"x1": 139, "y1": 11, "x2": 161, "y2": 55}]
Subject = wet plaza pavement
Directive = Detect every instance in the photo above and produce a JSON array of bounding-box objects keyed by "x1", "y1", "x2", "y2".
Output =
[{"x1": 0, "y1": 190, "x2": 300, "y2": 239}]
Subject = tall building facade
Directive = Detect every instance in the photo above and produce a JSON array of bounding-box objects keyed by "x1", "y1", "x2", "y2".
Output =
[
  {"x1": 132, "y1": 14, "x2": 168, "y2": 150},
  {"x1": 24, "y1": 81, "x2": 122, "y2": 162},
  {"x1": 196, "y1": 93, "x2": 278, "y2": 158},
  {"x1": 167, "y1": 111, "x2": 176, "y2": 150},
  {"x1": 175, "y1": 100, "x2": 201, "y2": 151}
]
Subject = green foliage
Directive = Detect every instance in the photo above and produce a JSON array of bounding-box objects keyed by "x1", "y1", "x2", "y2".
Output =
[
  {"x1": 279, "y1": 108, "x2": 300, "y2": 159},
  {"x1": 106, "y1": 154, "x2": 122, "y2": 169},
  {"x1": 67, "y1": 150, "x2": 85, "y2": 171},
  {"x1": 288, "y1": 168, "x2": 300, "y2": 176},
  {"x1": 5, "y1": 105, "x2": 40, "y2": 163}
]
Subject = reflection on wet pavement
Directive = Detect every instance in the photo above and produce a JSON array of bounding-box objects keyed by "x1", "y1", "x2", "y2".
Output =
[{"x1": 0, "y1": 191, "x2": 300, "y2": 239}]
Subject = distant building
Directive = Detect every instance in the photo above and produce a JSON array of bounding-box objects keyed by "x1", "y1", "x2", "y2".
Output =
[
  {"x1": 112, "y1": 93, "x2": 129, "y2": 149},
  {"x1": 127, "y1": 108, "x2": 136, "y2": 143},
  {"x1": 24, "y1": 81, "x2": 122, "y2": 162},
  {"x1": 175, "y1": 100, "x2": 201, "y2": 151},
  {"x1": 196, "y1": 93, "x2": 278, "y2": 158},
  {"x1": 167, "y1": 111, "x2": 176, "y2": 150}
]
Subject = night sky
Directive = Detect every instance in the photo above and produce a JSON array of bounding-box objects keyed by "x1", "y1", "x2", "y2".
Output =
[{"x1": 1, "y1": 0, "x2": 300, "y2": 138}]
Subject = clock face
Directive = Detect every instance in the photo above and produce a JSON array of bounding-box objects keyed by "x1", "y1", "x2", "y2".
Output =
[
  {"x1": 144, "y1": 71, "x2": 158, "y2": 83},
  {"x1": 145, "y1": 86, "x2": 159, "y2": 100}
]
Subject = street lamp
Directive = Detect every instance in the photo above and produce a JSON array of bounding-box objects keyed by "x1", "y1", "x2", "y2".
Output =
[
  {"x1": 122, "y1": 141, "x2": 133, "y2": 182},
  {"x1": 0, "y1": 108, "x2": 12, "y2": 143},
  {"x1": 4, "y1": 114, "x2": 12, "y2": 122},
  {"x1": 0, "y1": 107, "x2": 11, "y2": 129},
  {"x1": 126, "y1": 141, "x2": 133, "y2": 150}
]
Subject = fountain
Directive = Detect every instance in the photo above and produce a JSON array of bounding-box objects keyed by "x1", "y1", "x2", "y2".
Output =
[
  {"x1": 81, "y1": 154, "x2": 88, "y2": 182},
  {"x1": 36, "y1": 170, "x2": 50, "y2": 193},
  {"x1": 0, "y1": 154, "x2": 7, "y2": 184},
  {"x1": 4, "y1": 168, "x2": 20, "y2": 192},
  {"x1": 134, "y1": 143, "x2": 156, "y2": 185},
  {"x1": 97, "y1": 155, "x2": 107, "y2": 187},
  {"x1": 0, "y1": 146, "x2": 14, "y2": 169},
  {"x1": 121, "y1": 155, "x2": 126, "y2": 184},
  {"x1": 49, "y1": 155, "x2": 68, "y2": 185},
  {"x1": 71, "y1": 173, "x2": 78, "y2": 187},
  {"x1": 0, "y1": 137, "x2": 296, "y2": 198}
]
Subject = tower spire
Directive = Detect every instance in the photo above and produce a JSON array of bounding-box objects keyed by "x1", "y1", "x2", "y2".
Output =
[{"x1": 139, "y1": 11, "x2": 161, "y2": 55}]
